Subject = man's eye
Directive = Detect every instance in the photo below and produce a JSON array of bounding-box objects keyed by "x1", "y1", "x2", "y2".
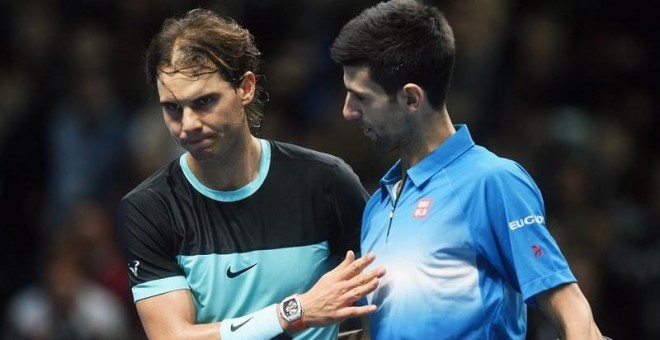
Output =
[
  {"x1": 163, "y1": 103, "x2": 181, "y2": 112},
  {"x1": 196, "y1": 97, "x2": 216, "y2": 106}
]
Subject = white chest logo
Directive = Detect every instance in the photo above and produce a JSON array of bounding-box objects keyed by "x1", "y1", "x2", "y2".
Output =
[{"x1": 413, "y1": 198, "x2": 433, "y2": 218}]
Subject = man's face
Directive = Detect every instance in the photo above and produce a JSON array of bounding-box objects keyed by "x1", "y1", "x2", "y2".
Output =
[
  {"x1": 157, "y1": 67, "x2": 249, "y2": 162},
  {"x1": 342, "y1": 65, "x2": 412, "y2": 153}
]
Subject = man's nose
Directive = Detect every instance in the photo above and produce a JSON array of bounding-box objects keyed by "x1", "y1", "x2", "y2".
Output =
[
  {"x1": 181, "y1": 107, "x2": 203, "y2": 132},
  {"x1": 342, "y1": 94, "x2": 361, "y2": 121}
]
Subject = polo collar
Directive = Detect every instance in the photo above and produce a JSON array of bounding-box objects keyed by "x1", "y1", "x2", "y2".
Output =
[{"x1": 379, "y1": 124, "x2": 475, "y2": 198}]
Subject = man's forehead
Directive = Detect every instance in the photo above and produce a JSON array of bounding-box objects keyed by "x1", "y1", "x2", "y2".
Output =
[
  {"x1": 343, "y1": 65, "x2": 370, "y2": 80},
  {"x1": 158, "y1": 64, "x2": 219, "y2": 82},
  {"x1": 343, "y1": 65, "x2": 385, "y2": 94},
  {"x1": 157, "y1": 53, "x2": 221, "y2": 82},
  {"x1": 343, "y1": 66, "x2": 371, "y2": 86},
  {"x1": 156, "y1": 68, "x2": 225, "y2": 101}
]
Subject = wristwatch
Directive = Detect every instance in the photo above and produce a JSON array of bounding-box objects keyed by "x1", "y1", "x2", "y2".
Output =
[{"x1": 279, "y1": 295, "x2": 306, "y2": 333}]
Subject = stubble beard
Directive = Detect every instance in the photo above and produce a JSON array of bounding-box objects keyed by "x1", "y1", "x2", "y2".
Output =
[{"x1": 373, "y1": 116, "x2": 415, "y2": 154}]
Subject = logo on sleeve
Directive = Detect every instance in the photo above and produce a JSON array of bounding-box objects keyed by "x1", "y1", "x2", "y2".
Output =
[
  {"x1": 508, "y1": 214, "x2": 545, "y2": 231},
  {"x1": 413, "y1": 198, "x2": 433, "y2": 218},
  {"x1": 532, "y1": 244, "x2": 543, "y2": 258},
  {"x1": 128, "y1": 260, "x2": 140, "y2": 277},
  {"x1": 226, "y1": 263, "x2": 258, "y2": 278}
]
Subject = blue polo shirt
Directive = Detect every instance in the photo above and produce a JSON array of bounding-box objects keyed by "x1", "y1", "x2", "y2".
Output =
[{"x1": 362, "y1": 125, "x2": 576, "y2": 339}]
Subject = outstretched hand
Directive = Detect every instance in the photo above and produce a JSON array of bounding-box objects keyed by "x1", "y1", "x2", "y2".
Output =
[{"x1": 299, "y1": 250, "x2": 386, "y2": 328}]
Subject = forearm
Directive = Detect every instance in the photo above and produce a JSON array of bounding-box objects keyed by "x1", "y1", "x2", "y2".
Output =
[
  {"x1": 154, "y1": 324, "x2": 221, "y2": 340},
  {"x1": 138, "y1": 314, "x2": 221, "y2": 340},
  {"x1": 141, "y1": 305, "x2": 284, "y2": 340},
  {"x1": 562, "y1": 305, "x2": 601, "y2": 339},
  {"x1": 537, "y1": 283, "x2": 603, "y2": 340},
  {"x1": 137, "y1": 290, "x2": 284, "y2": 340},
  {"x1": 138, "y1": 251, "x2": 384, "y2": 339},
  {"x1": 551, "y1": 300, "x2": 602, "y2": 339}
]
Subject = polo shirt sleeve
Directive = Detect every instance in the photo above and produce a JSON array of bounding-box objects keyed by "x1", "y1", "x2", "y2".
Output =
[
  {"x1": 118, "y1": 192, "x2": 189, "y2": 302},
  {"x1": 481, "y1": 160, "x2": 576, "y2": 306}
]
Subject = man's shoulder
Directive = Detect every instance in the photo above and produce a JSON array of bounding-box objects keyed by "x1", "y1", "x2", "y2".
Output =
[
  {"x1": 456, "y1": 145, "x2": 526, "y2": 177},
  {"x1": 267, "y1": 139, "x2": 349, "y2": 169},
  {"x1": 441, "y1": 145, "x2": 534, "y2": 194},
  {"x1": 122, "y1": 158, "x2": 182, "y2": 203}
]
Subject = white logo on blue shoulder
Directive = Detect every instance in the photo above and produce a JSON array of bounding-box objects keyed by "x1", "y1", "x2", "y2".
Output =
[{"x1": 508, "y1": 215, "x2": 545, "y2": 231}]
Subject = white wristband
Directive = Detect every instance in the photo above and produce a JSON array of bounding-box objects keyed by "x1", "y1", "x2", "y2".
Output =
[{"x1": 219, "y1": 304, "x2": 284, "y2": 340}]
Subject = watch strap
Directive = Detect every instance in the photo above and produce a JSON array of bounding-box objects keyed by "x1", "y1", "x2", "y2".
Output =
[
  {"x1": 288, "y1": 316, "x2": 306, "y2": 333},
  {"x1": 279, "y1": 295, "x2": 307, "y2": 333}
]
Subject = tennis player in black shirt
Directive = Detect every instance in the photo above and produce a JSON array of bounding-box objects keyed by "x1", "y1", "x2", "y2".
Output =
[{"x1": 118, "y1": 9, "x2": 385, "y2": 340}]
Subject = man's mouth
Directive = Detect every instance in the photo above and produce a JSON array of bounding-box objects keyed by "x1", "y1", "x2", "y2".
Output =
[{"x1": 185, "y1": 137, "x2": 212, "y2": 148}]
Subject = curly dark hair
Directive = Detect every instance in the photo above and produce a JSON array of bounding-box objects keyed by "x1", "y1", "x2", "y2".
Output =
[{"x1": 145, "y1": 9, "x2": 267, "y2": 129}]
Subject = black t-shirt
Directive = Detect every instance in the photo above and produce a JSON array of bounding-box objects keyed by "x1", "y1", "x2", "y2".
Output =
[{"x1": 118, "y1": 139, "x2": 367, "y2": 337}]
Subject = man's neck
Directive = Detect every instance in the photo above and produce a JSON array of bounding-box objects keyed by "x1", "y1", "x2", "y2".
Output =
[
  {"x1": 400, "y1": 109, "x2": 455, "y2": 172},
  {"x1": 187, "y1": 135, "x2": 262, "y2": 191}
]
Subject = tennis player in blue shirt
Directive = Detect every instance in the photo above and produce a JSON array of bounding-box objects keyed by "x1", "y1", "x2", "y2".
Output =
[{"x1": 331, "y1": 0, "x2": 607, "y2": 339}]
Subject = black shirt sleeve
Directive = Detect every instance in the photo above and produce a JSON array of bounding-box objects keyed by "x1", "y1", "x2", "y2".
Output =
[
  {"x1": 117, "y1": 190, "x2": 184, "y2": 288},
  {"x1": 326, "y1": 159, "x2": 369, "y2": 259}
]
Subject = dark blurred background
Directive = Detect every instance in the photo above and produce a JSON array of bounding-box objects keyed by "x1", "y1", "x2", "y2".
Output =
[{"x1": 0, "y1": 0, "x2": 657, "y2": 339}]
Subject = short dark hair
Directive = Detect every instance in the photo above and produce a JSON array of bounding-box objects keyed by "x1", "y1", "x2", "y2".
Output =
[
  {"x1": 145, "y1": 9, "x2": 266, "y2": 129},
  {"x1": 331, "y1": 0, "x2": 455, "y2": 109}
]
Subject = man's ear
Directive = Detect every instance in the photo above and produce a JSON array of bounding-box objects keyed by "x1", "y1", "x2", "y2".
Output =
[
  {"x1": 398, "y1": 83, "x2": 424, "y2": 112},
  {"x1": 238, "y1": 71, "x2": 256, "y2": 104}
]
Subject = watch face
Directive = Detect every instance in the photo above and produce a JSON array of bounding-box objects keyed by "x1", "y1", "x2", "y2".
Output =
[{"x1": 283, "y1": 298, "x2": 300, "y2": 317}]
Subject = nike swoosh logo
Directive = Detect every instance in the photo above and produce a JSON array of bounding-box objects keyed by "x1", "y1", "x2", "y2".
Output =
[
  {"x1": 230, "y1": 317, "x2": 253, "y2": 332},
  {"x1": 226, "y1": 263, "x2": 257, "y2": 278}
]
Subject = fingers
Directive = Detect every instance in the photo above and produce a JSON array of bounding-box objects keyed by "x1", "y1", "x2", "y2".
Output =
[
  {"x1": 351, "y1": 267, "x2": 385, "y2": 288},
  {"x1": 342, "y1": 272, "x2": 383, "y2": 303},
  {"x1": 334, "y1": 250, "x2": 356, "y2": 271},
  {"x1": 333, "y1": 304, "x2": 378, "y2": 320},
  {"x1": 350, "y1": 267, "x2": 379, "y2": 286},
  {"x1": 332, "y1": 252, "x2": 384, "y2": 303},
  {"x1": 301, "y1": 252, "x2": 385, "y2": 328},
  {"x1": 336, "y1": 252, "x2": 376, "y2": 280}
]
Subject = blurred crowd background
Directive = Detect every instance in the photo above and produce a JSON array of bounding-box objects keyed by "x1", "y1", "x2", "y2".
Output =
[{"x1": 0, "y1": 0, "x2": 657, "y2": 339}]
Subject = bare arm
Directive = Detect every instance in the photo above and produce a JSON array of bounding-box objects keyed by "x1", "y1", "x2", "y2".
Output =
[
  {"x1": 536, "y1": 283, "x2": 603, "y2": 340},
  {"x1": 136, "y1": 251, "x2": 385, "y2": 339},
  {"x1": 136, "y1": 290, "x2": 221, "y2": 340}
]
